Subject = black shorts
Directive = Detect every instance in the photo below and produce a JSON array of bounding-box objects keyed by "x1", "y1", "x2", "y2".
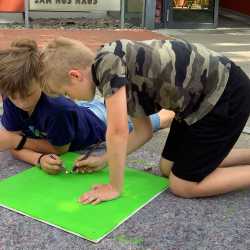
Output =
[{"x1": 162, "y1": 62, "x2": 250, "y2": 182}]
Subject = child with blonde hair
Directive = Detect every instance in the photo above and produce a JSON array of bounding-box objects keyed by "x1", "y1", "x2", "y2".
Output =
[{"x1": 40, "y1": 37, "x2": 250, "y2": 205}]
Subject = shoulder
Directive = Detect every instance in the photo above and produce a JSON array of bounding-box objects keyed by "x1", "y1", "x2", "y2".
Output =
[
  {"x1": 2, "y1": 97, "x2": 18, "y2": 111},
  {"x1": 40, "y1": 94, "x2": 78, "y2": 118},
  {"x1": 42, "y1": 93, "x2": 74, "y2": 109},
  {"x1": 97, "y1": 39, "x2": 131, "y2": 54},
  {"x1": 94, "y1": 39, "x2": 135, "y2": 65}
]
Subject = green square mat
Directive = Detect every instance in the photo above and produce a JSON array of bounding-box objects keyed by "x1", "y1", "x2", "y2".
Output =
[{"x1": 0, "y1": 152, "x2": 168, "y2": 242}]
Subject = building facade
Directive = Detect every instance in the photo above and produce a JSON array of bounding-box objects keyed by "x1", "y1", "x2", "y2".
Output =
[{"x1": 0, "y1": 0, "x2": 249, "y2": 29}]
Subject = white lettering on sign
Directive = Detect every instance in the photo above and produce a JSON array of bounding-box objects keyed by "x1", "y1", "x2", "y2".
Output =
[{"x1": 30, "y1": 0, "x2": 119, "y2": 11}]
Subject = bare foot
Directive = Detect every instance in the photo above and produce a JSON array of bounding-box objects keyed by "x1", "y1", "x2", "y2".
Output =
[{"x1": 158, "y1": 109, "x2": 175, "y2": 129}]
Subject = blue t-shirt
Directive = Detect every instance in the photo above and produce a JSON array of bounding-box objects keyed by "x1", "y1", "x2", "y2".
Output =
[{"x1": 1, "y1": 93, "x2": 106, "y2": 151}]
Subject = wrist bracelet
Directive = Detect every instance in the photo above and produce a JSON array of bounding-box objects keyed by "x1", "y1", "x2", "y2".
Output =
[
  {"x1": 37, "y1": 153, "x2": 47, "y2": 167},
  {"x1": 15, "y1": 135, "x2": 27, "y2": 151}
]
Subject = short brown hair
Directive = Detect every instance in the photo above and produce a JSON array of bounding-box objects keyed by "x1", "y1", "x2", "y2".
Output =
[
  {"x1": 40, "y1": 37, "x2": 94, "y2": 90},
  {"x1": 0, "y1": 39, "x2": 40, "y2": 98}
]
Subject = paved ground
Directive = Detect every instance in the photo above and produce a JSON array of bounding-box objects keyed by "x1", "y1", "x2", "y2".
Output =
[{"x1": 0, "y1": 23, "x2": 250, "y2": 250}]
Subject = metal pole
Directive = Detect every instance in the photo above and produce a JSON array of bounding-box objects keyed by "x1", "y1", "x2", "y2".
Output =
[
  {"x1": 144, "y1": 0, "x2": 156, "y2": 29},
  {"x1": 120, "y1": 0, "x2": 125, "y2": 28},
  {"x1": 24, "y1": 0, "x2": 29, "y2": 28},
  {"x1": 214, "y1": 0, "x2": 219, "y2": 28},
  {"x1": 142, "y1": 0, "x2": 145, "y2": 27}
]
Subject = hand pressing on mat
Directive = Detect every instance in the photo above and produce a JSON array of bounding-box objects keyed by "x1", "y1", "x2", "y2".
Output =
[
  {"x1": 73, "y1": 154, "x2": 106, "y2": 174},
  {"x1": 38, "y1": 154, "x2": 63, "y2": 175},
  {"x1": 78, "y1": 184, "x2": 120, "y2": 205}
]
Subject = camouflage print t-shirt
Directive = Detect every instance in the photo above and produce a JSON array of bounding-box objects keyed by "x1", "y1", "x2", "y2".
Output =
[{"x1": 91, "y1": 39, "x2": 231, "y2": 125}]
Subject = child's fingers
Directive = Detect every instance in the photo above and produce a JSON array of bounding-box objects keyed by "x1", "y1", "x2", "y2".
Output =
[
  {"x1": 75, "y1": 154, "x2": 87, "y2": 162},
  {"x1": 76, "y1": 167, "x2": 85, "y2": 174},
  {"x1": 91, "y1": 198, "x2": 101, "y2": 205},
  {"x1": 78, "y1": 193, "x2": 90, "y2": 203},
  {"x1": 44, "y1": 168, "x2": 59, "y2": 175},
  {"x1": 45, "y1": 159, "x2": 62, "y2": 167},
  {"x1": 43, "y1": 167, "x2": 60, "y2": 175},
  {"x1": 92, "y1": 184, "x2": 103, "y2": 190},
  {"x1": 75, "y1": 156, "x2": 104, "y2": 169},
  {"x1": 41, "y1": 162, "x2": 62, "y2": 175},
  {"x1": 75, "y1": 158, "x2": 91, "y2": 167},
  {"x1": 73, "y1": 165, "x2": 99, "y2": 174},
  {"x1": 78, "y1": 190, "x2": 100, "y2": 204},
  {"x1": 47, "y1": 155, "x2": 62, "y2": 165}
]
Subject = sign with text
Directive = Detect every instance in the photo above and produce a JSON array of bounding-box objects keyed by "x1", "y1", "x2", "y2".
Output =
[{"x1": 29, "y1": 0, "x2": 120, "y2": 11}]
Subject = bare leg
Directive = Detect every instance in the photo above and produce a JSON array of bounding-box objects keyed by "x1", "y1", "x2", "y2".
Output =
[
  {"x1": 160, "y1": 148, "x2": 250, "y2": 176},
  {"x1": 160, "y1": 146, "x2": 250, "y2": 197},
  {"x1": 160, "y1": 157, "x2": 173, "y2": 177},
  {"x1": 157, "y1": 110, "x2": 175, "y2": 129},
  {"x1": 219, "y1": 148, "x2": 250, "y2": 167},
  {"x1": 170, "y1": 165, "x2": 250, "y2": 198},
  {"x1": 168, "y1": 147, "x2": 250, "y2": 198}
]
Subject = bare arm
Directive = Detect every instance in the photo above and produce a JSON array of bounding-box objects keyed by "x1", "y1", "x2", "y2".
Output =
[
  {"x1": 0, "y1": 127, "x2": 70, "y2": 155},
  {"x1": 24, "y1": 138, "x2": 70, "y2": 155},
  {"x1": 126, "y1": 115, "x2": 153, "y2": 153},
  {"x1": 76, "y1": 109, "x2": 153, "y2": 173},
  {"x1": 10, "y1": 148, "x2": 63, "y2": 175},
  {"x1": 11, "y1": 148, "x2": 42, "y2": 166},
  {"x1": 86, "y1": 87, "x2": 153, "y2": 191},
  {"x1": 78, "y1": 86, "x2": 153, "y2": 204},
  {"x1": 0, "y1": 129, "x2": 22, "y2": 151},
  {"x1": 105, "y1": 86, "x2": 129, "y2": 192},
  {"x1": 96, "y1": 116, "x2": 153, "y2": 164}
]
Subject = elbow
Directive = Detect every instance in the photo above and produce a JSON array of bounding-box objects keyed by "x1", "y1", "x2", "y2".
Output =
[
  {"x1": 10, "y1": 149, "x2": 19, "y2": 160},
  {"x1": 52, "y1": 145, "x2": 70, "y2": 155},
  {"x1": 138, "y1": 123, "x2": 153, "y2": 142},
  {"x1": 54, "y1": 148, "x2": 67, "y2": 155},
  {"x1": 143, "y1": 127, "x2": 153, "y2": 142},
  {"x1": 147, "y1": 129, "x2": 153, "y2": 140}
]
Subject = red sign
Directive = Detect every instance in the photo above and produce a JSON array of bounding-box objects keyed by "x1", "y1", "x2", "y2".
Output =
[{"x1": 0, "y1": 0, "x2": 24, "y2": 12}]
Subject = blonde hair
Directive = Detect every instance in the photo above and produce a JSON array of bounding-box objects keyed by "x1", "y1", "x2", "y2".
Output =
[
  {"x1": 0, "y1": 39, "x2": 40, "y2": 98},
  {"x1": 40, "y1": 37, "x2": 94, "y2": 89}
]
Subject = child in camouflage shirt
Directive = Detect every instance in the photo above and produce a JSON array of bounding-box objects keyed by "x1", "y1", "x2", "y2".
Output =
[{"x1": 40, "y1": 37, "x2": 250, "y2": 204}]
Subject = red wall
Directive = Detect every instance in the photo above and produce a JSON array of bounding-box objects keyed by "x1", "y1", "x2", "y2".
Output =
[
  {"x1": 0, "y1": 0, "x2": 24, "y2": 12},
  {"x1": 220, "y1": 0, "x2": 250, "y2": 16}
]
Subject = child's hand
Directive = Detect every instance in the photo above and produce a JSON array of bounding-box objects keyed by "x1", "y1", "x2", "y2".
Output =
[
  {"x1": 39, "y1": 154, "x2": 63, "y2": 175},
  {"x1": 78, "y1": 184, "x2": 120, "y2": 205},
  {"x1": 73, "y1": 155, "x2": 106, "y2": 173}
]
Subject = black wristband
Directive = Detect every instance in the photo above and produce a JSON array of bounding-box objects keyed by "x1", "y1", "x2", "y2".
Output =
[
  {"x1": 37, "y1": 153, "x2": 47, "y2": 167},
  {"x1": 15, "y1": 135, "x2": 27, "y2": 151}
]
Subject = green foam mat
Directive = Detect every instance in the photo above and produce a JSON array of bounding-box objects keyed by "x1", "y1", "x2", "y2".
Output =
[{"x1": 0, "y1": 152, "x2": 168, "y2": 242}]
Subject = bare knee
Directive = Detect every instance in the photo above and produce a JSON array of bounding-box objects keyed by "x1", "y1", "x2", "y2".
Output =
[
  {"x1": 169, "y1": 172, "x2": 198, "y2": 198},
  {"x1": 158, "y1": 109, "x2": 175, "y2": 129},
  {"x1": 160, "y1": 158, "x2": 173, "y2": 177}
]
